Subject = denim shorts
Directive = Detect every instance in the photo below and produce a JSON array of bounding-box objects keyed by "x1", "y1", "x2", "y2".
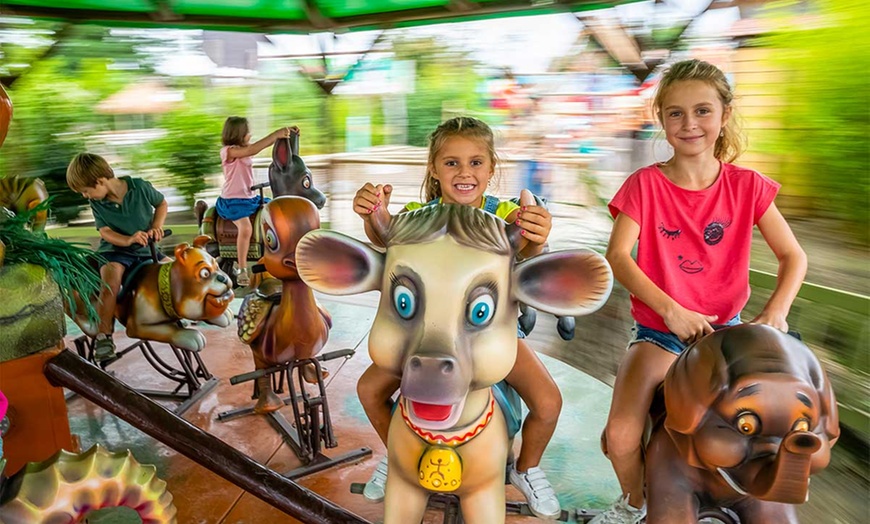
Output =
[
  {"x1": 628, "y1": 315, "x2": 741, "y2": 356},
  {"x1": 100, "y1": 250, "x2": 166, "y2": 269}
]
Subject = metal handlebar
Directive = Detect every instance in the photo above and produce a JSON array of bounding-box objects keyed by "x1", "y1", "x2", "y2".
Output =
[{"x1": 149, "y1": 228, "x2": 173, "y2": 263}]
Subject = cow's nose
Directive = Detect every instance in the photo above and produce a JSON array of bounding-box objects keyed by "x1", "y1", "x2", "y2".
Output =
[{"x1": 408, "y1": 355, "x2": 456, "y2": 375}]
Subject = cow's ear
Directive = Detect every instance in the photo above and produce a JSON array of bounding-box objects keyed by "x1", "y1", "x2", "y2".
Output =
[
  {"x1": 512, "y1": 249, "x2": 612, "y2": 317},
  {"x1": 297, "y1": 230, "x2": 384, "y2": 295}
]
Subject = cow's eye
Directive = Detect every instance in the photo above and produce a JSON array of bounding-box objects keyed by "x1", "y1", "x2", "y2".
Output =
[
  {"x1": 467, "y1": 294, "x2": 495, "y2": 327},
  {"x1": 265, "y1": 226, "x2": 278, "y2": 251},
  {"x1": 393, "y1": 285, "x2": 416, "y2": 319}
]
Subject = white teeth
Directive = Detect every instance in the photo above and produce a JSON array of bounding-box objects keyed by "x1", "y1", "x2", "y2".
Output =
[{"x1": 456, "y1": 184, "x2": 475, "y2": 190}]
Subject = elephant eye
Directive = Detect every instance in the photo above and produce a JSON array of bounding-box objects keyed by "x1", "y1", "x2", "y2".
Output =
[
  {"x1": 265, "y1": 226, "x2": 278, "y2": 251},
  {"x1": 736, "y1": 413, "x2": 760, "y2": 435},
  {"x1": 792, "y1": 418, "x2": 810, "y2": 432}
]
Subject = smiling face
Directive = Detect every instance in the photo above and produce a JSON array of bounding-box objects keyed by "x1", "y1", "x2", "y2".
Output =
[
  {"x1": 660, "y1": 80, "x2": 731, "y2": 161},
  {"x1": 430, "y1": 136, "x2": 494, "y2": 208}
]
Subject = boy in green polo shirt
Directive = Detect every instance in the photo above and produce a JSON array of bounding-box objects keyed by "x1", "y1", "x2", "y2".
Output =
[{"x1": 66, "y1": 152, "x2": 168, "y2": 361}]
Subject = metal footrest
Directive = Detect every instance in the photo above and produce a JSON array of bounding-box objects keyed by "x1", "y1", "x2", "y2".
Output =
[{"x1": 70, "y1": 334, "x2": 218, "y2": 416}]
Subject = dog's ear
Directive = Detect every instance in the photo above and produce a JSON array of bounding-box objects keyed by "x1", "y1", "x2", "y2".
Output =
[{"x1": 664, "y1": 333, "x2": 729, "y2": 434}]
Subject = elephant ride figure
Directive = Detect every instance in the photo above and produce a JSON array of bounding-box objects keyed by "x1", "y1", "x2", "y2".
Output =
[
  {"x1": 216, "y1": 196, "x2": 371, "y2": 478},
  {"x1": 195, "y1": 132, "x2": 326, "y2": 288},
  {"x1": 638, "y1": 324, "x2": 839, "y2": 524},
  {"x1": 68, "y1": 234, "x2": 235, "y2": 415},
  {"x1": 295, "y1": 204, "x2": 614, "y2": 524}
]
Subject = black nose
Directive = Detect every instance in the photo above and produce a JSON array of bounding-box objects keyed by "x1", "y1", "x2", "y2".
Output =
[{"x1": 216, "y1": 274, "x2": 228, "y2": 284}]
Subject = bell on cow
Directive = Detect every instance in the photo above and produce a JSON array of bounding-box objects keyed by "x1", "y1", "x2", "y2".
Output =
[{"x1": 418, "y1": 445, "x2": 463, "y2": 492}]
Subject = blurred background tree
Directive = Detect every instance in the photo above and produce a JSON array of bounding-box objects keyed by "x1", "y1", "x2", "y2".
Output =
[
  {"x1": 759, "y1": 0, "x2": 869, "y2": 246},
  {"x1": 0, "y1": 23, "x2": 167, "y2": 222}
]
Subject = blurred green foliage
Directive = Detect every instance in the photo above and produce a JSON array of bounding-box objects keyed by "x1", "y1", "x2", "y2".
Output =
[
  {"x1": 758, "y1": 0, "x2": 870, "y2": 246},
  {"x1": 0, "y1": 24, "x2": 166, "y2": 222}
]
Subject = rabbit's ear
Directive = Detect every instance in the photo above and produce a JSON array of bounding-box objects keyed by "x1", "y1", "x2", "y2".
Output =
[
  {"x1": 272, "y1": 137, "x2": 291, "y2": 168},
  {"x1": 290, "y1": 130, "x2": 299, "y2": 157}
]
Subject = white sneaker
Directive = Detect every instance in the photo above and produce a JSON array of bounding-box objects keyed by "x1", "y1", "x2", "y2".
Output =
[
  {"x1": 362, "y1": 456, "x2": 388, "y2": 503},
  {"x1": 588, "y1": 494, "x2": 646, "y2": 524},
  {"x1": 509, "y1": 466, "x2": 561, "y2": 519}
]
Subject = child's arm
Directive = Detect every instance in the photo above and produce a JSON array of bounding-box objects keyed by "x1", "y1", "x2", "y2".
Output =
[
  {"x1": 354, "y1": 183, "x2": 393, "y2": 247},
  {"x1": 148, "y1": 199, "x2": 168, "y2": 241},
  {"x1": 99, "y1": 227, "x2": 149, "y2": 248},
  {"x1": 606, "y1": 212, "x2": 717, "y2": 343},
  {"x1": 225, "y1": 126, "x2": 299, "y2": 161},
  {"x1": 752, "y1": 203, "x2": 807, "y2": 331}
]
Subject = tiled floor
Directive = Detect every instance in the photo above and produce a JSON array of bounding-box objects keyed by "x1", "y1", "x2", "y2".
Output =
[{"x1": 65, "y1": 293, "x2": 619, "y2": 524}]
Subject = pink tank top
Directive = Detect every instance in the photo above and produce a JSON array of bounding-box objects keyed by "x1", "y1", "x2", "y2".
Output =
[{"x1": 220, "y1": 146, "x2": 255, "y2": 199}]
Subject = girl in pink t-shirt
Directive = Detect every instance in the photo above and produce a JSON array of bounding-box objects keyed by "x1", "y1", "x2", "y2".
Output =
[
  {"x1": 217, "y1": 117, "x2": 298, "y2": 285},
  {"x1": 590, "y1": 60, "x2": 807, "y2": 524}
]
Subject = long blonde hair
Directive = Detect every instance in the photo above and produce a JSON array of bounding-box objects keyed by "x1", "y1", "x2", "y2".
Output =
[
  {"x1": 421, "y1": 116, "x2": 499, "y2": 202},
  {"x1": 652, "y1": 59, "x2": 746, "y2": 163}
]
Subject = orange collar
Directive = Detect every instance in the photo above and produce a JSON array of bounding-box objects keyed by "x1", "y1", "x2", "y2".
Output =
[{"x1": 400, "y1": 392, "x2": 495, "y2": 447}]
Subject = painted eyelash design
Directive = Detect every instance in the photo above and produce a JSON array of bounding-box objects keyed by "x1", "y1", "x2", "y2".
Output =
[{"x1": 658, "y1": 223, "x2": 681, "y2": 240}]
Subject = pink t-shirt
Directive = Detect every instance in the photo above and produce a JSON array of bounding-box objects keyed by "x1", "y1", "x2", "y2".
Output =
[
  {"x1": 220, "y1": 146, "x2": 255, "y2": 199},
  {"x1": 608, "y1": 163, "x2": 780, "y2": 332}
]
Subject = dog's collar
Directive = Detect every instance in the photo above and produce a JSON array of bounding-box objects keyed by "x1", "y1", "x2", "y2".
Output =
[
  {"x1": 158, "y1": 263, "x2": 180, "y2": 320},
  {"x1": 400, "y1": 391, "x2": 495, "y2": 447}
]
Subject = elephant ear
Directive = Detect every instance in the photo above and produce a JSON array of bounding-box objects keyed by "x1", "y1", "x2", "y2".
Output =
[
  {"x1": 663, "y1": 331, "x2": 729, "y2": 467},
  {"x1": 808, "y1": 348, "x2": 840, "y2": 445}
]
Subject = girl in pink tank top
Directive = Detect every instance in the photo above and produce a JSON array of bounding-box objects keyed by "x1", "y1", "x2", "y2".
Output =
[
  {"x1": 591, "y1": 60, "x2": 807, "y2": 523},
  {"x1": 217, "y1": 117, "x2": 298, "y2": 285}
]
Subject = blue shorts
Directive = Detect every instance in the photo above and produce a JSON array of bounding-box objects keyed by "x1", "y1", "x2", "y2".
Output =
[
  {"x1": 100, "y1": 250, "x2": 166, "y2": 270},
  {"x1": 216, "y1": 195, "x2": 269, "y2": 221},
  {"x1": 628, "y1": 315, "x2": 741, "y2": 355}
]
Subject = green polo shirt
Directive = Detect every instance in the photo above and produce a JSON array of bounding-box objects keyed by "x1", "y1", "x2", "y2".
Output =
[{"x1": 90, "y1": 176, "x2": 165, "y2": 256}]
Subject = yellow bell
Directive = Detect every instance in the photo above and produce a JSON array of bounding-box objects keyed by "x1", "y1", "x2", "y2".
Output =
[{"x1": 418, "y1": 445, "x2": 462, "y2": 492}]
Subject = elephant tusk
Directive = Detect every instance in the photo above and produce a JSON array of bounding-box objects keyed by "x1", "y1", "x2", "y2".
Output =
[{"x1": 717, "y1": 467, "x2": 749, "y2": 496}]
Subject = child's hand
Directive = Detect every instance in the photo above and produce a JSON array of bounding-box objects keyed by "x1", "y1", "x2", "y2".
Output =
[
  {"x1": 127, "y1": 231, "x2": 150, "y2": 247},
  {"x1": 353, "y1": 183, "x2": 392, "y2": 220},
  {"x1": 515, "y1": 189, "x2": 551, "y2": 245},
  {"x1": 662, "y1": 303, "x2": 718, "y2": 344},
  {"x1": 147, "y1": 227, "x2": 165, "y2": 242},
  {"x1": 273, "y1": 126, "x2": 299, "y2": 139},
  {"x1": 750, "y1": 309, "x2": 789, "y2": 333}
]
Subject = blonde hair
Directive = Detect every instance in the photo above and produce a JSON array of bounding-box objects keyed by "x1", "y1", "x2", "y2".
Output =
[
  {"x1": 222, "y1": 116, "x2": 249, "y2": 147},
  {"x1": 66, "y1": 152, "x2": 114, "y2": 192},
  {"x1": 653, "y1": 59, "x2": 745, "y2": 163},
  {"x1": 421, "y1": 116, "x2": 498, "y2": 202}
]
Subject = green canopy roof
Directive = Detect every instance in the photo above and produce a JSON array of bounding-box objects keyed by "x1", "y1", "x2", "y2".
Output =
[{"x1": 0, "y1": 1, "x2": 638, "y2": 33}]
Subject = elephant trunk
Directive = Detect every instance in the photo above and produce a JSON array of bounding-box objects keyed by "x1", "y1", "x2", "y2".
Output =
[{"x1": 752, "y1": 430, "x2": 821, "y2": 503}]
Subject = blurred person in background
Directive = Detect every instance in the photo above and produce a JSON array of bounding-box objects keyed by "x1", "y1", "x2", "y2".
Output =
[
  {"x1": 592, "y1": 59, "x2": 807, "y2": 524},
  {"x1": 217, "y1": 117, "x2": 298, "y2": 286}
]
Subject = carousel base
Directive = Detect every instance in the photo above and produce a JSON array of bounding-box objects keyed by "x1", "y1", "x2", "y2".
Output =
[{"x1": 60, "y1": 294, "x2": 624, "y2": 523}]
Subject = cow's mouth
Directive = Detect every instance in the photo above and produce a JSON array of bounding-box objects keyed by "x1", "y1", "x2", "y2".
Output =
[
  {"x1": 411, "y1": 401, "x2": 453, "y2": 421},
  {"x1": 406, "y1": 397, "x2": 466, "y2": 430}
]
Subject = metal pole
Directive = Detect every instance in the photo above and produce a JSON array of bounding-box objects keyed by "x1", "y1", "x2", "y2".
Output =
[{"x1": 44, "y1": 349, "x2": 371, "y2": 524}]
